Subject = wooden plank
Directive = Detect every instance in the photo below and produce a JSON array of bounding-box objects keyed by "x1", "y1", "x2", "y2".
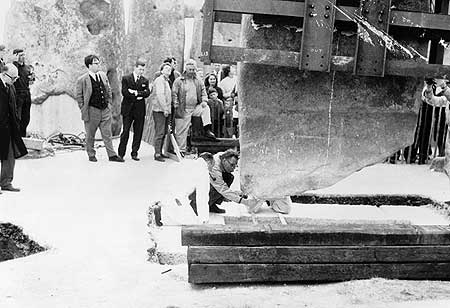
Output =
[
  {"x1": 191, "y1": 138, "x2": 239, "y2": 147},
  {"x1": 188, "y1": 263, "x2": 450, "y2": 283},
  {"x1": 213, "y1": 0, "x2": 304, "y2": 17},
  {"x1": 300, "y1": 0, "x2": 336, "y2": 71},
  {"x1": 22, "y1": 137, "x2": 45, "y2": 151},
  {"x1": 182, "y1": 224, "x2": 450, "y2": 246},
  {"x1": 391, "y1": 10, "x2": 450, "y2": 31},
  {"x1": 215, "y1": 11, "x2": 241, "y2": 24},
  {"x1": 209, "y1": 46, "x2": 300, "y2": 67},
  {"x1": 200, "y1": 0, "x2": 215, "y2": 65},
  {"x1": 385, "y1": 60, "x2": 450, "y2": 77},
  {"x1": 209, "y1": 46, "x2": 450, "y2": 77},
  {"x1": 188, "y1": 246, "x2": 450, "y2": 264},
  {"x1": 223, "y1": 216, "x2": 411, "y2": 226}
]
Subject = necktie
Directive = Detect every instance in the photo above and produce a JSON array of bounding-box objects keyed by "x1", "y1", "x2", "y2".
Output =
[{"x1": 96, "y1": 74, "x2": 100, "y2": 83}]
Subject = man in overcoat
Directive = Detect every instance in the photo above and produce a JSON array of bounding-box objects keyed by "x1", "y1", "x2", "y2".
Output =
[{"x1": 0, "y1": 63, "x2": 28, "y2": 193}]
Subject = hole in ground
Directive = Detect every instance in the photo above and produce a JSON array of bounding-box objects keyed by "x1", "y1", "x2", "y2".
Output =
[{"x1": 0, "y1": 223, "x2": 46, "y2": 262}]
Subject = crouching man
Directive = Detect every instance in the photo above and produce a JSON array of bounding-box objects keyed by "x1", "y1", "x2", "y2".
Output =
[{"x1": 205, "y1": 149, "x2": 291, "y2": 214}]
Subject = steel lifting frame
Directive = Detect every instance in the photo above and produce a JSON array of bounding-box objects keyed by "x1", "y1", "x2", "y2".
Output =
[{"x1": 200, "y1": 0, "x2": 450, "y2": 77}]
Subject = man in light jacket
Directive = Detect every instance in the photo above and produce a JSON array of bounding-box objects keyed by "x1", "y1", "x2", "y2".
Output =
[
  {"x1": 151, "y1": 63, "x2": 172, "y2": 162},
  {"x1": 172, "y1": 59, "x2": 215, "y2": 156},
  {"x1": 75, "y1": 54, "x2": 123, "y2": 162}
]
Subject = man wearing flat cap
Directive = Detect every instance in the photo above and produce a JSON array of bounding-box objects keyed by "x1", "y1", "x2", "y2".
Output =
[{"x1": 12, "y1": 48, "x2": 34, "y2": 137}]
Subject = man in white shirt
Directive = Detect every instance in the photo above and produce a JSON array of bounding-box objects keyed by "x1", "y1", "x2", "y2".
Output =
[
  {"x1": 153, "y1": 152, "x2": 214, "y2": 225},
  {"x1": 75, "y1": 54, "x2": 124, "y2": 162}
]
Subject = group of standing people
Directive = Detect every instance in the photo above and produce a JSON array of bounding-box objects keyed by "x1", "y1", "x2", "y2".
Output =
[
  {"x1": 75, "y1": 55, "x2": 236, "y2": 163},
  {"x1": 0, "y1": 46, "x2": 30, "y2": 194}
]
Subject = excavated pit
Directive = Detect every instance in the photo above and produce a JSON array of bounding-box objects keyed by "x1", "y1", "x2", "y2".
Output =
[{"x1": 0, "y1": 223, "x2": 46, "y2": 262}]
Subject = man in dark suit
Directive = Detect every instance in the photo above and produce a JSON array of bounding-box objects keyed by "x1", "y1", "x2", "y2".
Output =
[
  {"x1": 118, "y1": 59, "x2": 151, "y2": 161},
  {"x1": 0, "y1": 63, "x2": 28, "y2": 193},
  {"x1": 75, "y1": 54, "x2": 124, "y2": 162}
]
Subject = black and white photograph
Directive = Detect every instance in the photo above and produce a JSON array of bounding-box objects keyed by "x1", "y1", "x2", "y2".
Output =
[{"x1": 2, "y1": 0, "x2": 450, "y2": 307}]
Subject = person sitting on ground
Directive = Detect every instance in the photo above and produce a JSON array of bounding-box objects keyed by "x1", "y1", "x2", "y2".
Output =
[
  {"x1": 204, "y1": 73, "x2": 224, "y2": 102},
  {"x1": 207, "y1": 88, "x2": 224, "y2": 137}
]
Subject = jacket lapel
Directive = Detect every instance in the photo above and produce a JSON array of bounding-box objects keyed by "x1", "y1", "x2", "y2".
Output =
[{"x1": 85, "y1": 73, "x2": 92, "y2": 100}]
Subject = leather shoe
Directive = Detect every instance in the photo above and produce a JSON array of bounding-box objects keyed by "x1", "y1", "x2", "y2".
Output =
[
  {"x1": 154, "y1": 155, "x2": 165, "y2": 162},
  {"x1": 131, "y1": 156, "x2": 140, "y2": 161},
  {"x1": 88, "y1": 156, "x2": 97, "y2": 162},
  {"x1": 210, "y1": 204, "x2": 225, "y2": 214},
  {"x1": 160, "y1": 153, "x2": 170, "y2": 159},
  {"x1": 109, "y1": 155, "x2": 125, "y2": 162},
  {"x1": 204, "y1": 130, "x2": 216, "y2": 139},
  {"x1": 2, "y1": 185, "x2": 20, "y2": 192}
]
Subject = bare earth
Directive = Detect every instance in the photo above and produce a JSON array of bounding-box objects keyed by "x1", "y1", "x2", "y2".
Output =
[{"x1": 1, "y1": 140, "x2": 450, "y2": 308}]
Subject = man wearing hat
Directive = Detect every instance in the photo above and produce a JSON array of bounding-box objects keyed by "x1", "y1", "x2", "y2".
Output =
[
  {"x1": 0, "y1": 63, "x2": 28, "y2": 193},
  {"x1": 12, "y1": 48, "x2": 34, "y2": 137}
]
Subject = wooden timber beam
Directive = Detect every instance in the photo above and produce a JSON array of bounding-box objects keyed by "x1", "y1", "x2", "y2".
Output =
[
  {"x1": 182, "y1": 224, "x2": 450, "y2": 246},
  {"x1": 213, "y1": 0, "x2": 450, "y2": 31},
  {"x1": 210, "y1": 46, "x2": 450, "y2": 77}
]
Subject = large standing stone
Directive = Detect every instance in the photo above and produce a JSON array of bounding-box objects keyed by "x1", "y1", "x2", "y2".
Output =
[
  {"x1": 5, "y1": 0, "x2": 125, "y2": 137},
  {"x1": 126, "y1": 0, "x2": 185, "y2": 144},
  {"x1": 239, "y1": 1, "x2": 430, "y2": 198}
]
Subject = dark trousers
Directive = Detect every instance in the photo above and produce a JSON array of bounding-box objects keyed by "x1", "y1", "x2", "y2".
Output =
[
  {"x1": 188, "y1": 171, "x2": 234, "y2": 213},
  {"x1": 0, "y1": 141, "x2": 15, "y2": 188},
  {"x1": 118, "y1": 111, "x2": 145, "y2": 158},
  {"x1": 152, "y1": 111, "x2": 169, "y2": 155},
  {"x1": 404, "y1": 102, "x2": 447, "y2": 164},
  {"x1": 16, "y1": 92, "x2": 31, "y2": 137}
]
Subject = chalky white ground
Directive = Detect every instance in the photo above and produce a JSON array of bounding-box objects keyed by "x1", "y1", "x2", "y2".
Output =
[{"x1": 2, "y1": 139, "x2": 450, "y2": 308}]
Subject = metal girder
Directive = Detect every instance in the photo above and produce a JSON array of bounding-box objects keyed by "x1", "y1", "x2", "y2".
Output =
[
  {"x1": 299, "y1": 0, "x2": 336, "y2": 72},
  {"x1": 213, "y1": 0, "x2": 450, "y2": 31},
  {"x1": 354, "y1": 0, "x2": 392, "y2": 77},
  {"x1": 202, "y1": 0, "x2": 450, "y2": 78}
]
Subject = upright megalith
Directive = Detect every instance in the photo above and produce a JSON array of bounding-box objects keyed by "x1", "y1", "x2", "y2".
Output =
[
  {"x1": 5, "y1": 0, "x2": 125, "y2": 137},
  {"x1": 126, "y1": 0, "x2": 185, "y2": 144},
  {"x1": 238, "y1": 1, "x2": 430, "y2": 198}
]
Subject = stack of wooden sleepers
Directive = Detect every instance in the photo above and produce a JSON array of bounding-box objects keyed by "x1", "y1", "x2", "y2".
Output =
[{"x1": 182, "y1": 223, "x2": 450, "y2": 284}]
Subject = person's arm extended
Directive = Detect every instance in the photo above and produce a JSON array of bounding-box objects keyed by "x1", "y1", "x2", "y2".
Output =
[{"x1": 210, "y1": 167, "x2": 241, "y2": 203}]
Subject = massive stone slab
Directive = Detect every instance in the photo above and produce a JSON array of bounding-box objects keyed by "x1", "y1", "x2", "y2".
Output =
[
  {"x1": 4, "y1": 0, "x2": 125, "y2": 137},
  {"x1": 239, "y1": 1, "x2": 430, "y2": 198},
  {"x1": 126, "y1": 0, "x2": 185, "y2": 143}
]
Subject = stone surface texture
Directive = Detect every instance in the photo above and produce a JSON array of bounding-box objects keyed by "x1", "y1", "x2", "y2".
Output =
[
  {"x1": 126, "y1": 0, "x2": 185, "y2": 144},
  {"x1": 238, "y1": 1, "x2": 430, "y2": 198},
  {"x1": 5, "y1": 0, "x2": 125, "y2": 137}
]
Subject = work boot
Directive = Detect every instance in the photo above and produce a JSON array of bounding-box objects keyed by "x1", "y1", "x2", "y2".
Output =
[
  {"x1": 154, "y1": 154, "x2": 165, "y2": 162},
  {"x1": 109, "y1": 155, "x2": 125, "y2": 162},
  {"x1": 1, "y1": 185, "x2": 20, "y2": 192},
  {"x1": 210, "y1": 204, "x2": 226, "y2": 214},
  {"x1": 204, "y1": 125, "x2": 216, "y2": 139}
]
